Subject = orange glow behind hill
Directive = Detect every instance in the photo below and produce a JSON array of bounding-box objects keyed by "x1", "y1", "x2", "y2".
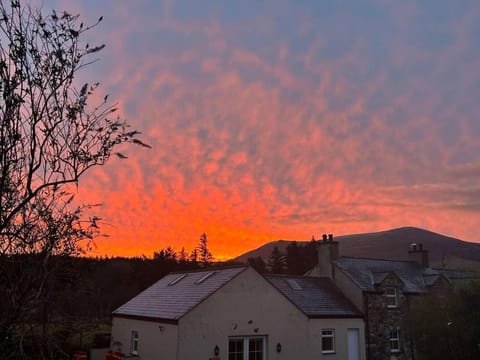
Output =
[{"x1": 58, "y1": 0, "x2": 480, "y2": 259}]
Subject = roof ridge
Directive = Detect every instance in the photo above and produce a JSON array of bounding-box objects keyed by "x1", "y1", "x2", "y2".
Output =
[{"x1": 338, "y1": 256, "x2": 420, "y2": 264}]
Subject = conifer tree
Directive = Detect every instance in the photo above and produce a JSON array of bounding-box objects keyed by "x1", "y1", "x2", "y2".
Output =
[
  {"x1": 197, "y1": 233, "x2": 213, "y2": 266},
  {"x1": 268, "y1": 246, "x2": 286, "y2": 273}
]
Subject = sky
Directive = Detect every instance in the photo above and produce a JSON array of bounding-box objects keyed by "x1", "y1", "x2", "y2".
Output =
[{"x1": 44, "y1": 0, "x2": 480, "y2": 259}]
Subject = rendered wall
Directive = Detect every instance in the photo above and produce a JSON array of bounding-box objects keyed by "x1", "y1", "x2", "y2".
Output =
[
  {"x1": 111, "y1": 317, "x2": 178, "y2": 359},
  {"x1": 333, "y1": 266, "x2": 364, "y2": 312},
  {"x1": 178, "y1": 267, "x2": 365, "y2": 360}
]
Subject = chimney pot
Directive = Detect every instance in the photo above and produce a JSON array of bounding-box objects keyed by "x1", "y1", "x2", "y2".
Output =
[
  {"x1": 408, "y1": 243, "x2": 429, "y2": 267},
  {"x1": 322, "y1": 234, "x2": 328, "y2": 242},
  {"x1": 328, "y1": 234, "x2": 333, "y2": 242}
]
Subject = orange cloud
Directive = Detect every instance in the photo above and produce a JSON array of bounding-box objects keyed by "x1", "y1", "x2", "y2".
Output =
[{"x1": 47, "y1": 0, "x2": 480, "y2": 259}]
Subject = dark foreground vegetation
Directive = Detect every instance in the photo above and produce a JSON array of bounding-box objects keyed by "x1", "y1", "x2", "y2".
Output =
[
  {"x1": 407, "y1": 281, "x2": 480, "y2": 360},
  {"x1": 2, "y1": 240, "x2": 480, "y2": 359},
  {"x1": 0, "y1": 248, "x2": 224, "y2": 359}
]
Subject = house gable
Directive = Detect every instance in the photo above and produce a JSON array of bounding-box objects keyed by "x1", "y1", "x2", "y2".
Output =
[
  {"x1": 179, "y1": 267, "x2": 365, "y2": 360},
  {"x1": 112, "y1": 266, "x2": 247, "y2": 321}
]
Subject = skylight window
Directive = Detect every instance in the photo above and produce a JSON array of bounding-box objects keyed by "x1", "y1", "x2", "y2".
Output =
[
  {"x1": 286, "y1": 278, "x2": 302, "y2": 290},
  {"x1": 168, "y1": 274, "x2": 187, "y2": 286},
  {"x1": 195, "y1": 271, "x2": 215, "y2": 284}
]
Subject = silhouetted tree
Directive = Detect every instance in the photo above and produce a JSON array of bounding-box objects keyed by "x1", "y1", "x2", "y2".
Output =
[
  {"x1": 190, "y1": 248, "x2": 198, "y2": 265},
  {"x1": 285, "y1": 239, "x2": 318, "y2": 275},
  {"x1": 0, "y1": 1, "x2": 148, "y2": 357},
  {"x1": 153, "y1": 246, "x2": 177, "y2": 262},
  {"x1": 197, "y1": 233, "x2": 213, "y2": 266},
  {"x1": 178, "y1": 247, "x2": 188, "y2": 263},
  {"x1": 268, "y1": 246, "x2": 286, "y2": 273},
  {"x1": 248, "y1": 256, "x2": 267, "y2": 273},
  {"x1": 153, "y1": 246, "x2": 178, "y2": 273}
]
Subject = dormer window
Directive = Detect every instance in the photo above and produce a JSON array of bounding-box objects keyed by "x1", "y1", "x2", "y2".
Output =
[{"x1": 385, "y1": 287, "x2": 398, "y2": 308}]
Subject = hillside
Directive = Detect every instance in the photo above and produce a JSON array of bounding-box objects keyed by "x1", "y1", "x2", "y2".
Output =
[{"x1": 234, "y1": 227, "x2": 480, "y2": 270}]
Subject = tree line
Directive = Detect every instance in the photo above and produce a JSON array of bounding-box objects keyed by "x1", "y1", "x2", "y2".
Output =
[
  {"x1": 248, "y1": 239, "x2": 318, "y2": 275},
  {"x1": 0, "y1": 233, "x2": 220, "y2": 358}
]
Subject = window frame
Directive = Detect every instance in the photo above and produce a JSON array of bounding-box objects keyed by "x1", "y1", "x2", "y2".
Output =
[
  {"x1": 321, "y1": 329, "x2": 336, "y2": 354},
  {"x1": 389, "y1": 328, "x2": 401, "y2": 353},
  {"x1": 385, "y1": 287, "x2": 398, "y2": 308},
  {"x1": 130, "y1": 330, "x2": 139, "y2": 355},
  {"x1": 228, "y1": 335, "x2": 266, "y2": 360}
]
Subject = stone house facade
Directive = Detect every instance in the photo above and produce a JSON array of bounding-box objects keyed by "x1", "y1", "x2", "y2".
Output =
[{"x1": 308, "y1": 236, "x2": 459, "y2": 360}]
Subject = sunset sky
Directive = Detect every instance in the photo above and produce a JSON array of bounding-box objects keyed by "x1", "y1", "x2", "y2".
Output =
[{"x1": 47, "y1": 0, "x2": 480, "y2": 259}]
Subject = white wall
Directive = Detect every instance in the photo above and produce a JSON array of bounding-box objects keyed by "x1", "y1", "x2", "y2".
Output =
[
  {"x1": 334, "y1": 266, "x2": 365, "y2": 312},
  {"x1": 309, "y1": 318, "x2": 365, "y2": 360},
  {"x1": 178, "y1": 267, "x2": 365, "y2": 360},
  {"x1": 111, "y1": 317, "x2": 178, "y2": 359}
]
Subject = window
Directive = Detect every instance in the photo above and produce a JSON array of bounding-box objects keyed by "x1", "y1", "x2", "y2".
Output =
[
  {"x1": 130, "y1": 330, "x2": 139, "y2": 355},
  {"x1": 285, "y1": 278, "x2": 302, "y2": 290},
  {"x1": 321, "y1": 329, "x2": 335, "y2": 354},
  {"x1": 389, "y1": 329, "x2": 400, "y2": 353},
  {"x1": 248, "y1": 338, "x2": 264, "y2": 360},
  {"x1": 228, "y1": 336, "x2": 266, "y2": 360},
  {"x1": 168, "y1": 273, "x2": 187, "y2": 286},
  {"x1": 229, "y1": 338, "x2": 244, "y2": 360},
  {"x1": 385, "y1": 287, "x2": 398, "y2": 308},
  {"x1": 195, "y1": 271, "x2": 215, "y2": 284}
]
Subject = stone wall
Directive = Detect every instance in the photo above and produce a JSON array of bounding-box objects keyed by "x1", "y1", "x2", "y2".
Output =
[{"x1": 365, "y1": 274, "x2": 414, "y2": 360}]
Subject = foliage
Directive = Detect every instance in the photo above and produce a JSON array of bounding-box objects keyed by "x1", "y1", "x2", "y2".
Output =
[
  {"x1": 197, "y1": 233, "x2": 213, "y2": 266},
  {"x1": 0, "y1": 1, "x2": 148, "y2": 357},
  {"x1": 267, "y1": 246, "x2": 286, "y2": 274},
  {"x1": 248, "y1": 256, "x2": 266, "y2": 273},
  {"x1": 407, "y1": 281, "x2": 480, "y2": 360},
  {"x1": 189, "y1": 247, "x2": 198, "y2": 264},
  {"x1": 264, "y1": 240, "x2": 318, "y2": 275},
  {"x1": 285, "y1": 240, "x2": 317, "y2": 275},
  {"x1": 0, "y1": 251, "x2": 212, "y2": 358}
]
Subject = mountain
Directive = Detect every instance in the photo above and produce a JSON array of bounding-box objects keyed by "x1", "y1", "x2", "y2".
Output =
[{"x1": 234, "y1": 227, "x2": 480, "y2": 270}]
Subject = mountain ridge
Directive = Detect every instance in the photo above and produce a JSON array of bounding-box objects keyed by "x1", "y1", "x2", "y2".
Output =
[{"x1": 234, "y1": 227, "x2": 480, "y2": 270}]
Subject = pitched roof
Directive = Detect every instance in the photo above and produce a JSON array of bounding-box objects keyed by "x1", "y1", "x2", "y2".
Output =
[
  {"x1": 264, "y1": 274, "x2": 362, "y2": 318},
  {"x1": 113, "y1": 266, "x2": 246, "y2": 321},
  {"x1": 335, "y1": 257, "x2": 443, "y2": 293}
]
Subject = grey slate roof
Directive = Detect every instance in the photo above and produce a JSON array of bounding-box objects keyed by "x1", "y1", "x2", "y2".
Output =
[
  {"x1": 335, "y1": 257, "x2": 444, "y2": 293},
  {"x1": 265, "y1": 275, "x2": 362, "y2": 318},
  {"x1": 113, "y1": 267, "x2": 246, "y2": 321}
]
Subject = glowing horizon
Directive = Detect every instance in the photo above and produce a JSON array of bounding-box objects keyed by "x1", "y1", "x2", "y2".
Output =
[{"x1": 44, "y1": 0, "x2": 480, "y2": 260}]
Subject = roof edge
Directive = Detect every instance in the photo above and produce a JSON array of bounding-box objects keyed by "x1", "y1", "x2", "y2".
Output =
[
  {"x1": 113, "y1": 313, "x2": 179, "y2": 324},
  {"x1": 308, "y1": 314, "x2": 363, "y2": 319}
]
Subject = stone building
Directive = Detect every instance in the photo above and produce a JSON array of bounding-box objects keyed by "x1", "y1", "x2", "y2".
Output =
[{"x1": 308, "y1": 235, "x2": 465, "y2": 360}]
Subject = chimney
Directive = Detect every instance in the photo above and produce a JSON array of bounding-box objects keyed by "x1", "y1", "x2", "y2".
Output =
[
  {"x1": 315, "y1": 234, "x2": 339, "y2": 279},
  {"x1": 408, "y1": 243, "x2": 429, "y2": 267}
]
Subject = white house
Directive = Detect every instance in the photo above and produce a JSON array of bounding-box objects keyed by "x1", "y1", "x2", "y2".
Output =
[{"x1": 111, "y1": 266, "x2": 365, "y2": 360}]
